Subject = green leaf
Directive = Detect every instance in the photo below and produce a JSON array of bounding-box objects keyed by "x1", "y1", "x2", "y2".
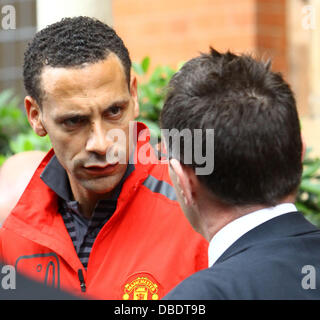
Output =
[
  {"x1": 299, "y1": 179, "x2": 320, "y2": 195},
  {"x1": 0, "y1": 154, "x2": 7, "y2": 166},
  {"x1": 0, "y1": 89, "x2": 14, "y2": 107},
  {"x1": 132, "y1": 62, "x2": 144, "y2": 76},
  {"x1": 296, "y1": 202, "x2": 316, "y2": 216},
  {"x1": 9, "y1": 130, "x2": 51, "y2": 154},
  {"x1": 149, "y1": 66, "x2": 163, "y2": 82},
  {"x1": 141, "y1": 57, "x2": 150, "y2": 73},
  {"x1": 302, "y1": 158, "x2": 320, "y2": 178}
]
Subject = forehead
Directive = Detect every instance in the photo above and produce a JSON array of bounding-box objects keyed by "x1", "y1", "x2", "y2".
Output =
[{"x1": 40, "y1": 54, "x2": 129, "y2": 103}]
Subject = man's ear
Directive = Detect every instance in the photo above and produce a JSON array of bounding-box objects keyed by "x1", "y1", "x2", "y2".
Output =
[
  {"x1": 24, "y1": 96, "x2": 47, "y2": 137},
  {"x1": 130, "y1": 75, "x2": 139, "y2": 119},
  {"x1": 169, "y1": 158, "x2": 195, "y2": 206}
]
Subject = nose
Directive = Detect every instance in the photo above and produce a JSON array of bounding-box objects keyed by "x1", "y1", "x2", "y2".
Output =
[{"x1": 85, "y1": 122, "x2": 110, "y2": 155}]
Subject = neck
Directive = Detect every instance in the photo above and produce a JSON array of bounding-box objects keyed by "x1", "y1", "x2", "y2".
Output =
[
  {"x1": 197, "y1": 194, "x2": 296, "y2": 242},
  {"x1": 198, "y1": 204, "x2": 264, "y2": 242},
  {"x1": 68, "y1": 177, "x2": 113, "y2": 219}
]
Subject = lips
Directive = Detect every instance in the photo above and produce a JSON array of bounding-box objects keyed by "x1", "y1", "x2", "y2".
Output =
[{"x1": 83, "y1": 162, "x2": 119, "y2": 175}]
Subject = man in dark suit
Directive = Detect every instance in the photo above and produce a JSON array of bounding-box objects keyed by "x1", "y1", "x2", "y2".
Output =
[{"x1": 160, "y1": 48, "x2": 320, "y2": 299}]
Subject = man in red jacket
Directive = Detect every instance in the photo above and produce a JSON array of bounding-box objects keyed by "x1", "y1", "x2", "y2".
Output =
[{"x1": 0, "y1": 17, "x2": 208, "y2": 299}]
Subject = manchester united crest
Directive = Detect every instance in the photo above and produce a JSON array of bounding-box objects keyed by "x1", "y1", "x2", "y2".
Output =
[{"x1": 122, "y1": 273, "x2": 161, "y2": 300}]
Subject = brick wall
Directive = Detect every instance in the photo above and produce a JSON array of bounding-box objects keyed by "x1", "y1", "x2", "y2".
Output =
[
  {"x1": 113, "y1": 0, "x2": 287, "y2": 74},
  {"x1": 256, "y1": 0, "x2": 287, "y2": 75},
  {"x1": 112, "y1": 0, "x2": 320, "y2": 156}
]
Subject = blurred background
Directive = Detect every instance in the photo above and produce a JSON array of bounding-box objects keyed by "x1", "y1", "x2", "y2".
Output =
[{"x1": 1, "y1": 0, "x2": 320, "y2": 224}]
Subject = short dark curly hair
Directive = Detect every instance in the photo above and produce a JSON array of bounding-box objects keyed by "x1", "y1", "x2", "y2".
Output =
[{"x1": 23, "y1": 16, "x2": 131, "y2": 105}]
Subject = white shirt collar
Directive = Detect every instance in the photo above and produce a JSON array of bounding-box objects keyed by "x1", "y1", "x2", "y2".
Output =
[{"x1": 208, "y1": 203, "x2": 297, "y2": 267}]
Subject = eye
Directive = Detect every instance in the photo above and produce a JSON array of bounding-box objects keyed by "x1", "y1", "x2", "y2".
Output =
[
  {"x1": 63, "y1": 116, "x2": 86, "y2": 128},
  {"x1": 106, "y1": 106, "x2": 122, "y2": 118}
]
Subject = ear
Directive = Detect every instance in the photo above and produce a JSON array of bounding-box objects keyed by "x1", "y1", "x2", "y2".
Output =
[
  {"x1": 130, "y1": 75, "x2": 139, "y2": 119},
  {"x1": 24, "y1": 96, "x2": 47, "y2": 137},
  {"x1": 169, "y1": 158, "x2": 195, "y2": 206}
]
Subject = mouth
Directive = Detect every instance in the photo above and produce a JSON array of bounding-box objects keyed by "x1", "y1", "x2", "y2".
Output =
[{"x1": 83, "y1": 162, "x2": 119, "y2": 175}]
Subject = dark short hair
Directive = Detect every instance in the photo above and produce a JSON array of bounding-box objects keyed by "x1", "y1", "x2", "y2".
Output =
[
  {"x1": 160, "y1": 47, "x2": 303, "y2": 206},
  {"x1": 23, "y1": 16, "x2": 131, "y2": 105}
]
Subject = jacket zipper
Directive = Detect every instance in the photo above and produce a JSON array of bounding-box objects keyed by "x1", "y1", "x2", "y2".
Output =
[{"x1": 78, "y1": 269, "x2": 86, "y2": 293}]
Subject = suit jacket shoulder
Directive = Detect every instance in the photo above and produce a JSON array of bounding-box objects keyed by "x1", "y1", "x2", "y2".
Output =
[{"x1": 164, "y1": 212, "x2": 320, "y2": 300}]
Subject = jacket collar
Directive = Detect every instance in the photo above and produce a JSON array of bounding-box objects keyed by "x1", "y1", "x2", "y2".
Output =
[
  {"x1": 215, "y1": 212, "x2": 320, "y2": 265},
  {"x1": 208, "y1": 203, "x2": 297, "y2": 267}
]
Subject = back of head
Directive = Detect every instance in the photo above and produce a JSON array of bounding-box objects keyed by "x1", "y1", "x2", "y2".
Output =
[
  {"x1": 160, "y1": 48, "x2": 302, "y2": 207},
  {"x1": 23, "y1": 16, "x2": 131, "y2": 106}
]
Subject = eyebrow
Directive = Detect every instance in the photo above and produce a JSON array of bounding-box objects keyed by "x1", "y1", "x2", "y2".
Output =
[
  {"x1": 54, "y1": 113, "x2": 88, "y2": 123},
  {"x1": 54, "y1": 99, "x2": 130, "y2": 122},
  {"x1": 104, "y1": 99, "x2": 130, "y2": 111}
]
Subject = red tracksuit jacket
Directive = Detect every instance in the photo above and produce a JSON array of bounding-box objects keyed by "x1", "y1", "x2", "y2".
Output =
[{"x1": 0, "y1": 124, "x2": 208, "y2": 299}]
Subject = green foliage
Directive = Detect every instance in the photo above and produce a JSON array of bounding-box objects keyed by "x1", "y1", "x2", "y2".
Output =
[
  {"x1": 296, "y1": 149, "x2": 320, "y2": 227},
  {"x1": 0, "y1": 89, "x2": 29, "y2": 156},
  {"x1": 133, "y1": 57, "x2": 177, "y2": 139},
  {"x1": 9, "y1": 130, "x2": 51, "y2": 154},
  {"x1": 0, "y1": 89, "x2": 51, "y2": 166}
]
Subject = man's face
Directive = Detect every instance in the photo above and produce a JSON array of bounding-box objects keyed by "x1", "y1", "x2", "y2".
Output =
[{"x1": 35, "y1": 54, "x2": 138, "y2": 197}]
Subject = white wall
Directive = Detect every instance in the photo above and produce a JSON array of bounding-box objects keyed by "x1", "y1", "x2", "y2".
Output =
[{"x1": 36, "y1": 0, "x2": 113, "y2": 31}]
